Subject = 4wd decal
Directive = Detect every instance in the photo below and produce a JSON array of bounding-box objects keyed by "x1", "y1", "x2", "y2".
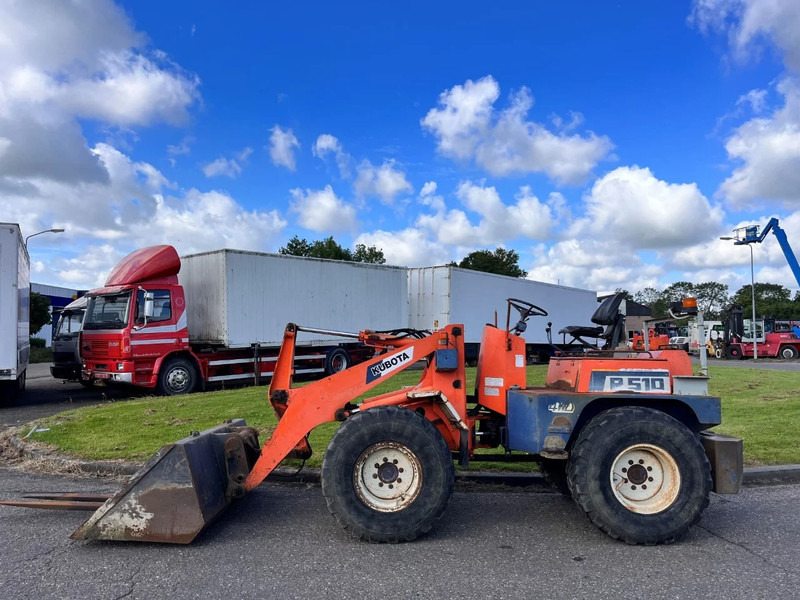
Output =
[
  {"x1": 588, "y1": 369, "x2": 671, "y2": 394},
  {"x1": 366, "y1": 348, "x2": 415, "y2": 383}
]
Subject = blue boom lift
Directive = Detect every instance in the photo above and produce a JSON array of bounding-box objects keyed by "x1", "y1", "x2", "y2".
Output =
[{"x1": 736, "y1": 218, "x2": 800, "y2": 286}]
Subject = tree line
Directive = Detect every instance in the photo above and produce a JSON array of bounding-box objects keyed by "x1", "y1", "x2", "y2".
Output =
[{"x1": 625, "y1": 281, "x2": 800, "y2": 321}]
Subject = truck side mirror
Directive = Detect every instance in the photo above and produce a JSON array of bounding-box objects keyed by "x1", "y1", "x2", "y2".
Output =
[{"x1": 144, "y1": 294, "x2": 155, "y2": 318}]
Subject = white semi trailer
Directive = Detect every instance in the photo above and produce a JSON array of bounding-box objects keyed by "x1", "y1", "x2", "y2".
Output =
[
  {"x1": 0, "y1": 223, "x2": 30, "y2": 402},
  {"x1": 408, "y1": 266, "x2": 598, "y2": 362}
]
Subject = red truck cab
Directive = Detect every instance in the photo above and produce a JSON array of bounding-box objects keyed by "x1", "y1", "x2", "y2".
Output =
[{"x1": 82, "y1": 246, "x2": 194, "y2": 394}]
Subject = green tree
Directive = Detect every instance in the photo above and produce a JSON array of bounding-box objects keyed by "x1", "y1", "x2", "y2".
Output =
[
  {"x1": 279, "y1": 236, "x2": 386, "y2": 264},
  {"x1": 457, "y1": 248, "x2": 527, "y2": 278},
  {"x1": 732, "y1": 283, "x2": 796, "y2": 318},
  {"x1": 30, "y1": 291, "x2": 52, "y2": 336},
  {"x1": 693, "y1": 282, "x2": 729, "y2": 319}
]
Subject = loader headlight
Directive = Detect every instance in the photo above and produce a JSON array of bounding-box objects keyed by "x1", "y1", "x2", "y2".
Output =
[{"x1": 117, "y1": 363, "x2": 125, "y2": 371}]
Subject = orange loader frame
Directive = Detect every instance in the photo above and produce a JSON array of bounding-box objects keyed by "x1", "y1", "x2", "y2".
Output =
[{"x1": 245, "y1": 322, "x2": 477, "y2": 489}]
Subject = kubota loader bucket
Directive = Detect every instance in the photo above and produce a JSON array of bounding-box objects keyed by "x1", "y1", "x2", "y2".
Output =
[{"x1": 71, "y1": 419, "x2": 259, "y2": 544}]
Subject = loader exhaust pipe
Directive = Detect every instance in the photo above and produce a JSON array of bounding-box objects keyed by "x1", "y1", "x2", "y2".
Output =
[{"x1": 70, "y1": 419, "x2": 260, "y2": 544}]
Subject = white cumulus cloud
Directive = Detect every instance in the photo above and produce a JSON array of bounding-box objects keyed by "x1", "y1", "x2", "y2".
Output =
[
  {"x1": 354, "y1": 160, "x2": 413, "y2": 204},
  {"x1": 313, "y1": 134, "x2": 351, "y2": 177},
  {"x1": 289, "y1": 185, "x2": 357, "y2": 233},
  {"x1": 421, "y1": 75, "x2": 613, "y2": 185},
  {"x1": 268, "y1": 125, "x2": 300, "y2": 171}
]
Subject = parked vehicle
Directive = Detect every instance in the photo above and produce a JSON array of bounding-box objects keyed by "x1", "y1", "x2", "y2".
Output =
[
  {"x1": 5, "y1": 297, "x2": 743, "y2": 546},
  {"x1": 50, "y1": 295, "x2": 88, "y2": 382},
  {"x1": 714, "y1": 305, "x2": 800, "y2": 359},
  {"x1": 0, "y1": 223, "x2": 30, "y2": 403},
  {"x1": 79, "y1": 246, "x2": 408, "y2": 394},
  {"x1": 408, "y1": 266, "x2": 598, "y2": 362}
]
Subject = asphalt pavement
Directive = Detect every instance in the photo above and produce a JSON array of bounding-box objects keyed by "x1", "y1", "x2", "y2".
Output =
[{"x1": 1, "y1": 466, "x2": 799, "y2": 599}]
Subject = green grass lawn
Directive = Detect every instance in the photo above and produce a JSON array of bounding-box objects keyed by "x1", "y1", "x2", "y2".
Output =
[{"x1": 26, "y1": 364, "x2": 799, "y2": 468}]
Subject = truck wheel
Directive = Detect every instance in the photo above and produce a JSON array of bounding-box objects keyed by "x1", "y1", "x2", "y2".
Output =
[
  {"x1": 321, "y1": 405, "x2": 454, "y2": 543},
  {"x1": 16, "y1": 370, "x2": 26, "y2": 392},
  {"x1": 157, "y1": 358, "x2": 198, "y2": 395},
  {"x1": 726, "y1": 345, "x2": 743, "y2": 360},
  {"x1": 540, "y1": 458, "x2": 570, "y2": 495},
  {"x1": 779, "y1": 345, "x2": 799, "y2": 359},
  {"x1": 325, "y1": 348, "x2": 351, "y2": 375},
  {"x1": 567, "y1": 406, "x2": 711, "y2": 545}
]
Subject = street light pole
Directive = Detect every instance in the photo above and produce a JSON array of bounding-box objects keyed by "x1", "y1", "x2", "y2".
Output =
[
  {"x1": 24, "y1": 228, "x2": 65, "y2": 247},
  {"x1": 748, "y1": 243, "x2": 757, "y2": 360},
  {"x1": 720, "y1": 233, "x2": 758, "y2": 360}
]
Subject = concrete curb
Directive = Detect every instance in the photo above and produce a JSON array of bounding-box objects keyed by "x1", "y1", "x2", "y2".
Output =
[{"x1": 7, "y1": 435, "x2": 800, "y2": 488}]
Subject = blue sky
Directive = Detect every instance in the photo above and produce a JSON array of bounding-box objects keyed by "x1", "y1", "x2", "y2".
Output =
[{"x1": 4, "y1": 0, "x2": 800, "y2": 296}]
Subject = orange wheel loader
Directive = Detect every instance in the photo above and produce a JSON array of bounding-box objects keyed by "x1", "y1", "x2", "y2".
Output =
[{"x1": 2, "y1": 298, "x2": 743, "y2": 545}]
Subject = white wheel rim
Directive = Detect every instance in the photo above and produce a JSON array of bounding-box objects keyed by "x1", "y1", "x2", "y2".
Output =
[
  {"x1": 354, "y1": 442, "x2": 422, "y2": 512},
  {"x1": 610, "y1": 444, "x2": 681, "y2": 514},
  {"x1": 167, "y1": 367, "x2": 189, "y2": 391}
]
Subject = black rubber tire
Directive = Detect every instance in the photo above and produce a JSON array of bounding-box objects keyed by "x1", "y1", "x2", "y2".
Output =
[
  {"x1": 321, "y1": 405, "x2": 454, "y2": 543},
  {"x1": 540, "y1": 458, "x2": 570, "y2": 495},
  {"x1": 567, "y1": 406, "x2": 711, "y2": 545},
  {"x1": 78, "y1": 378, "x2": 95, "y2": 388},
  {"x1": 16, "y1": 370, "x2": 26, "y2": 392},
  {"x1": 156, "y1": 357, "x2": 198, "y2": 395},
  {"x1": 779, "y1": 345, "x2": 799, "y2": 359},
  {"x1": 324, "y1": 348, "x2": 352, "y2": 375},
  {"x1": 726, "y1": 344, "x2": 743, "y2": 360}
]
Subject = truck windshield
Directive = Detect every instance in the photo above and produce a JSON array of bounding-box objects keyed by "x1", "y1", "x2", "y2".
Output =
[
  {"x1": 55, "y1": 311, "x2": 84, "y2": 336},
  {"x1": 83, "y1": 292, "x2": 132, "y2": 330}
]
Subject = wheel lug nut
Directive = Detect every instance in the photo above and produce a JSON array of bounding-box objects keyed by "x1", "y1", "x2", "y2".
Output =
[
  {"x1": 397, "y1": 478, "x2": 402, "y2": 483},
  {"x1": 388, "y1": 484, "x2": 393, "y2": 489},
  {"x1": 374, "y1": 463, "x2": 380, "y2": 468},
  {"x1": 372, "y1": 474, "x2": 378, "y2": 479},
  {"x1": 393, "y1": 459, "x2": 398, "y2": 464}
]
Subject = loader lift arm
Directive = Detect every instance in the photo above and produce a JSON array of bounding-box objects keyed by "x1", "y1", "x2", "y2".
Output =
[
  {"x1": 244, "y1": 322, "x2": 468, "y2": 490},
  {"x1": 737, "y1": 218, "x2": 800, "y2": 287}
]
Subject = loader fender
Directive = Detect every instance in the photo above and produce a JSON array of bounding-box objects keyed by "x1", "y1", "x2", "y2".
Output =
[{"x1": 505, "y1": 389, "x2": 722, "y2": 457}]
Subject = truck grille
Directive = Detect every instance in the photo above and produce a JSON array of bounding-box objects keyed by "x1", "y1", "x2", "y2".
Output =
[{"x1": 89, "y1": 340, "x2": 110, "y2": 356}]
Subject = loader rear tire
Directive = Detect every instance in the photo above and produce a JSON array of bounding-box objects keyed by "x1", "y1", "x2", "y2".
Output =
[
  {"x1": 539, "y1": 458, "x2": 570, "y2": 495},
  {"x1": 567, "y1": 406, "x2": 711, "y2": 545},
  {"x1": 779, "y1": 345, "x2": 798, "y2": 359},
  {"x1": 321, "y1": 405, "x2": 454, "y2": 543}
]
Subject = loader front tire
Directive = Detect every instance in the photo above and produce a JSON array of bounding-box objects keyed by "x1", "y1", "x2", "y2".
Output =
[
  {"x1": 157, "y1": 357, "x2": 198, "y2": 395},
  {"x1": 322, "y1": 405, "x2": 454, "y2": 543},
  {"x1": 567, "y1": 406, "x2": 711, "y2": 545}
]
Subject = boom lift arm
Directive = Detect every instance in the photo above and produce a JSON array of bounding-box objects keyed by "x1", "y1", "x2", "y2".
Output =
[{"x1": 737, "y1": 218, "x2": 800, "y2": 287}]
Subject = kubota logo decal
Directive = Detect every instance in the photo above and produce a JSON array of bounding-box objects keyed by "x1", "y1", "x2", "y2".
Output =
[{"x1": 366, "y1": 348, "x2": 415, "y2": 383}]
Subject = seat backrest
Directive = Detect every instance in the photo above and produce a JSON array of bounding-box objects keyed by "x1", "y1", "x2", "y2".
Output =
[{"x1": 591, "y1": 292, "x2": 626, "y2": 326}]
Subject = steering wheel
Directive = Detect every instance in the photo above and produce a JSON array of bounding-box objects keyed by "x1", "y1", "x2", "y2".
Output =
[
  {"x1": 508, "y1": 298, "x2": 548, "y2": 335},
  {"x1": 509, "y1": 298, "x2": 548, "y2": 319}
]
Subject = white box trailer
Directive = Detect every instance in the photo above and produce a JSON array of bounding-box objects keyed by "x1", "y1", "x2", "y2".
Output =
[
  {"x1": 180, "y1": 249, "x2": 409, "y2": 347},
  {"x1": 0, "y1": 223, "x2": 30, "y2": 401},
  {"x1": 408, "y1": 266, "x2": 598, "y2": 361}
]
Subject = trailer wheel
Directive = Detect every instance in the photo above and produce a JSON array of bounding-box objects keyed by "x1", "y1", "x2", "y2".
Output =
[
  {"x1": 726, "y1": 344, "x2": 743, "y2": 360},
  {"x1": 321, "y1": 405, "x2": 454, "y2": 543},
  {"x1": 157, "y1": 357, "x2": 198, "y2": 395},
  {"x1": 779, "y1": 345, "x2": 799, "y2": 359},
  {"x1": 567, "y1": 406, "x2": 711, "y2": 545},
  {"x1": 325, "y1": 348, "x2": 351, "y2": 375}
]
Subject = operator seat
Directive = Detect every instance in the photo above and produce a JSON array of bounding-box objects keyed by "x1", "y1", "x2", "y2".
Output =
[{"x1": 558, "y1": 292, "x2": 627, "y2": 349}]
